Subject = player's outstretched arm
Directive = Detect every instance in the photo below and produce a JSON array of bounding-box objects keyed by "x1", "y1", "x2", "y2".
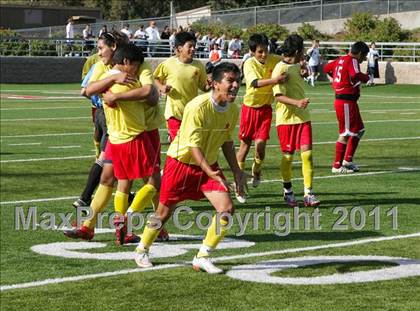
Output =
[
  {"x1": 86, "y1": 72, "x2": 137, "y2": 97},
  {"x1": 103, "y1": 84, "x2": 159, "y2": 106},
  {"x1": 222, "y1": 141, "x2": 248, "y2": 196}
]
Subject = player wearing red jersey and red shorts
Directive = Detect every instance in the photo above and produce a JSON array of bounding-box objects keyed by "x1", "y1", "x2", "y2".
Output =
[{"x1": 323, "y1": 41, "x2": 369, "y2": 174}]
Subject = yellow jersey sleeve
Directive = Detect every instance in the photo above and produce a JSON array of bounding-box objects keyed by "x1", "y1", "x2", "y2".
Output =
[
  {"x1": 90, "y1": 61, "x2": 111, "y2": 83},
  {"x1": 82, "y1": 54, "x2": 101, "y2": 79},
  {"x1": 272, "y1": 62, "x2": 310, "y2": 125}
]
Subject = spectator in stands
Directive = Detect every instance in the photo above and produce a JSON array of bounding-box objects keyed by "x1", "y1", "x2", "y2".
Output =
[
  {"x1": 83, "y1": 24, "x2": 95, "y2": 52},
  {"x1": 209, "y1": 42, "x2": 222, "y2": 65},
  {"x1": 98, "y1": 25, "x2": 108, "y2": 37},
  {"x1": 121, "y1": 24, "x2": 132, "y2": 39},
  {"x1": 65, "y1": 17, "x2": 74, "y2": 56},
  {"x1": 201, "y1": 32, "x2": 214, "y2": 58},
  {"x1": 367, "y1": 42, "x2": 380, "y2": 86},
  {"x1": 228, "y1": 35, "x2": 242, "y2": 59},
  {"x1": 215, "y1": 34, "x2": 226, "y2": 55},
  {"x1": 134, "y1": 24, "x2": 148, "y2": 53},
  {"x1": 269, "y1": 37, "x2": 278, "y2": 54},
  {"x1": 145, "y1": 20, "x2": 161, "y2": 57},
  {"x1": 160, "y1": 25, "x2": 171, "y2": 57}
]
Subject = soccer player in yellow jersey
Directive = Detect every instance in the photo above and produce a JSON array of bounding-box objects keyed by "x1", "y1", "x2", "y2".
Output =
[
  {"x1": 237, "y1": 34, "x2": 286, "y2": 196},
  {"x1": 272, "y1": 34, "x2": 320, "y2": 207},
  {"x1": 64, "y1": 35, "x2": 161, "y2": 243},
  {"x1": 135, "y1": 63, "x2": 248, "y2": 274},
  {"x1": 154, "y1": 31, "x2": 209, "y2": 141}
]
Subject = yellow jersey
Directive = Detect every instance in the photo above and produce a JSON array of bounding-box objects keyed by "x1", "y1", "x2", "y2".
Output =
[
  {"x1": 167, "y1": 92, "x2": 239, "y2": 166},
  {"x1": 153, "y1": 56, "x2": 207, "y2": 121},
  {"x1": 243, "y1": 54, "x2": 281, "y2": 108},
  {"x1": 272, "y1": 61, "x2": 311, "y2": 125},
  {"x1": 82, "y1": 53, "x2": 101, "y2": 80}
]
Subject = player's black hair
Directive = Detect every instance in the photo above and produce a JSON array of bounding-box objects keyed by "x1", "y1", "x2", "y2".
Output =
[
  {"x1": 280, "y1": 34, "x2": 304, "y2": 57},
  {"x1": 205, "y1": 62, "x2": 215, "y2": 75},
  {"x1": 174, "y1": 31, "x2": 196, "y2": 48},
  {"x1": 212, "y1": 62, "x2": 240, "y2": 83},
  {"x1": 112, "y1": 43, "x2": 144, "y2": 65},
  {"x1": 99, "y1": 31, "x2": 129, "y2": 48},
  {"x1": 248, "y1": 33, "x2": 269, "y2": 52},
  {"x1": 351, "y1": 41, "x2": 369, "y2": 55}
]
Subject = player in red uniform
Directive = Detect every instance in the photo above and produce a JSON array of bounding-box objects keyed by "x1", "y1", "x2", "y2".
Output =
[{"x1": 323, "y1": 41, "x2": 369, "y2": 174}]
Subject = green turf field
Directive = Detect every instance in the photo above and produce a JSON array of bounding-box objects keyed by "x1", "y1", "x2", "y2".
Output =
[{"x1": 1, "y1": 82, "x2": 419, "y2": 310}]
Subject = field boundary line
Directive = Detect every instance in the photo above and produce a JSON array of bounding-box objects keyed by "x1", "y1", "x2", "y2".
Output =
[
  {"x1": 1, "y1": 232, "x2": 419, "y2": 292},
  {"x1": 2, "y1": 167, "x2": 419, "y2": 205}
]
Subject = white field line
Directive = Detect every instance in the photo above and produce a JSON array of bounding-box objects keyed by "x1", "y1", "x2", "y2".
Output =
[
  {"x1": 2, "y1": 167, "x2": 419, "y2": 206},
  {"x1": 8, "y1": 143, "x2": 41, "y2": 146},
  {"x1": 1, "y1": 117, "x2": 90, "y2": 122},
  {"x1": 0, "y1": 107, "x2": 87, "y2": 111},
  {"x1": 4, "y1": 96, "x2": 81, "y2": 100},
  {"x1": 1, "y1": 136, "x2": 419, "y2": 164},
  {"x1": 1, "y1": 232, "x2": 419, "y2": 292},
  {"x1": 48, "y1": 145, "x2": 81, "y2": 149},
  {"x1": 2, "y1": 89, "x2": 79, "y2": 94},
  {"x1": 1, "y1": 132, "x2": 92, "y2": 138},
  {"x1": 305, "y1": 92, "x2": 420, "y2": 99},
  {"x1": 309, "y1": 108, "x2": 420, "y2": 114},
  {"x1": 0, "y1": 155, "x2": 93, "y2": 163}
]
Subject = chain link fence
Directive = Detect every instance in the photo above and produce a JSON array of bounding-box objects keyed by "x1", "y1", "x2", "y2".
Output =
[{"x1": 9, "y1": 0, "x2": 420, "y2": 39}]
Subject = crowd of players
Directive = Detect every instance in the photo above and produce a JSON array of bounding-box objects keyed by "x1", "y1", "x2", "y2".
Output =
[{"x1": 63, "y1": 29, "x2": 371, "y2": 273}]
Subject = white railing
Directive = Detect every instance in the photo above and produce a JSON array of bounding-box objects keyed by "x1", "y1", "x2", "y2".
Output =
[{"x1": 0, "y1": 38, "x2": 419, "y2": 62}]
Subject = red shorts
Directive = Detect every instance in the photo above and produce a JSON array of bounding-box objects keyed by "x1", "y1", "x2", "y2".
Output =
[
  {"x1": 276, "y1": 121, "x2": 312, "y2": 153},
  {"x1": 109, "y1": 132, "x2": 160, "y2": 180},
  {"x1": 334, "y1": 99, "x2": 364, "y2": 137},
  {"x1": 167, "y1": 117, "x2": 182, "y2": 142},
  {"x1": 159, "y1": 156, "x2": 228, "y2": 206},
  {"x1": 238, "y1": 104, "x2": 272, "y2": 141},
  {"x1": 104, "y1": 138, "x2": 112, "y2": 162},
  {"x1": 144, "y1": 129, "x2": 161, "y2": 168}
]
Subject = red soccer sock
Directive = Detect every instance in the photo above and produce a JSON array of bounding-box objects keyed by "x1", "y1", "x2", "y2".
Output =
[
  {"x1": 344, "y1": 136, "x2": 360, "y2": 163},
  {"x1": 333, "y1": 141, "x2": 347, "y2": 168}
]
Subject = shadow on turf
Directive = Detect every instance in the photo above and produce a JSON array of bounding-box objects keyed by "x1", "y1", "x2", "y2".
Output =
[{"x1": 239, "y1": 230, "x2": 382, "y2": 243}]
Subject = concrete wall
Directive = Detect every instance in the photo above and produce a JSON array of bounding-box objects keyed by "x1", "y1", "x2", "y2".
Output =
[
  {"x1": 0, "y1": 56, "x2": 419, "y2": 85},
  {"x1": 285, "y1": 11, "x2": 420, "y2": 35}
]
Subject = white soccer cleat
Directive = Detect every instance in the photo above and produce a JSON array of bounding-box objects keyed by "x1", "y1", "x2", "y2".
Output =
[
  {"x1": 192, "y1": 256, "x2": 223, "y2": 274},
  {"x1": 342, "y1": 160, "x2": 360, "y2": 172},
  {"x1": 331, "y1": 166, "x2": 355, "y2": 174},
  {"x1": 235, "y1": 191, "x2": 246, "y2": 203},
  {"x1": 134, "y1": 247, "x2": 153, "y2": 268},
  {"x1": 303, "y1": 193, "x2": 321, "y2": 207}
]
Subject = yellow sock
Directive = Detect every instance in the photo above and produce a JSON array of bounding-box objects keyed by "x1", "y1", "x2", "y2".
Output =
[
  {"x1": 238, "y1": 161, "x2": 245, "y2": 170},
  {"x1": 93, "y1": 140, "x2": 100, "y2": 159},
  {"x1": 198, "y1": 216, "x2": 229, "y2": 257},
  {"x1": 140, "y1": 224, "x2": 161, "y2": 249},
  {"x1": 281, "y1": 153, "x2": 293, "y2": 183},
  {"x1": 114, "y1": 191, "x2": 129, "y2": 216},
  {"x1": 129, "y1": 184, "x2": 157, "y2": 213},
  {"x1": 83, "y1": 184, "x2": 113, "y2": 229},
  {"x1": 301, "y1": 150, "x2": 314, "y2": 192},
  {"x1": 252, "y1": 158, "x2": 263, "y2": 175}
]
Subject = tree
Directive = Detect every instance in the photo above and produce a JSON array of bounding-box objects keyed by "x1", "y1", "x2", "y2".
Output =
[
  {"x1": 344, "y1": 12, "x2": 377, "y2": 41},
  {"x1": 297, "y1": 22, "x2": 328, "y2": 40}
]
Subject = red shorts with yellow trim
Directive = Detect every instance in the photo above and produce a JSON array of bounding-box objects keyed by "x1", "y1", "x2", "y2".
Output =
[
  {"x1": 334, "y1": 99, "x2": 364, "y2": 137},
  {"x1": 167, "y1": 117, "x2": 182, "y2": 142},
  {"x1": 159, "y1": 156, "x2": 228, "y2": 207},
  {"x1": 276, "y1": 121, "x2": 312, "y2": 153},
  {"x1": 238, "y1": 104, "x2": 272, "y2": 141},
  {"x1": 109, "y1": 132, "x2": 160, "y2": 180}
]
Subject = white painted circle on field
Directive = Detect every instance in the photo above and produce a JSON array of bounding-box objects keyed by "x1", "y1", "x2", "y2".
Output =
[
  {"x1": 226, "y1": 256, "x2": 420, "y2": 285},
  {"x1": 31, "y1": 235, "x2": 255, "y2": 260}
]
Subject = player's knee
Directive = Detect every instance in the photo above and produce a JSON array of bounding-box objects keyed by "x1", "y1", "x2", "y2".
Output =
[
  {"x1": 95, "y1": 158, "x2": 104, "y2": 167},
  {"x1": 338, "y1": 136, "x2": 348, "y2": 144}
]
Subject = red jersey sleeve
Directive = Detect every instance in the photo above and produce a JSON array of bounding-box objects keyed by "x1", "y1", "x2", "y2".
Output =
[
  {"x1": 348, "y1": 57, "x2": 369, "y2": 83},
  {"x1": 323, "y1": 59, "x2": 337, "y2": 77}
]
